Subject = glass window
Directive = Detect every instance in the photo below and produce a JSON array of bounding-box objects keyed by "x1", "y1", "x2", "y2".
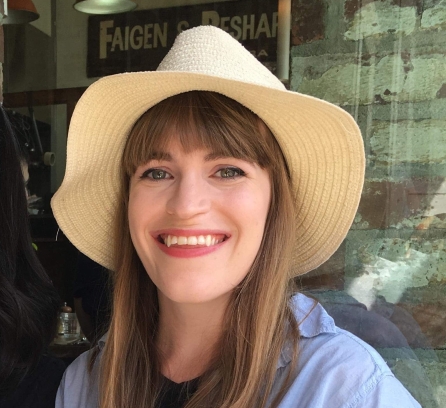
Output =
[
  {"x1": 294, "y1": 1, "x2": 446, "y2": 407},
  {"x1": 3, "y1": 0, "x2": 445, "y2": 404}
]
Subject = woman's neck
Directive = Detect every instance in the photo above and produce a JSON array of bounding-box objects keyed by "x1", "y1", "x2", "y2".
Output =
[{"x1": 156, "y1": 293, "x2": 229, "y2": 383}]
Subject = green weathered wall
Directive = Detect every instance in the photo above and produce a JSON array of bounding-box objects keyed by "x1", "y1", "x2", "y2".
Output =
[{"x1": 291, "y1": 1, "x2": 446, "y2": 406}]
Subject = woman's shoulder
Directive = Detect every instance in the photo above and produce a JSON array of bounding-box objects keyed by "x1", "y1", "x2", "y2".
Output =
[
  {"x1": 60, "y1": 348, "x2": 93, "y2": 383},
  {"x1": 278, "y1": 293, "x2": 422, "y2": 407},
  {"x1": 56, "y1": 343, "x2": 102, "y2": 408},
  {"x1": 287, "y1": 293, "x2": 394, "y2": 374}
]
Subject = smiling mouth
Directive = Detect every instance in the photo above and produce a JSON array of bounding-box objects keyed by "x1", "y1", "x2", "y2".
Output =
[{"x1": 158, "y1": 234, "x2": 227, "y2": 248}]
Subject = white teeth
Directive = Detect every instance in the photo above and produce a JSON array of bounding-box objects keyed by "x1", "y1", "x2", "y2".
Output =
[
  {"x1": 163, "y1": 234, "x2": 225, "y2": 247},
  {"x1": 187, "y1": 236, "x2": 198, "y2": 245}
]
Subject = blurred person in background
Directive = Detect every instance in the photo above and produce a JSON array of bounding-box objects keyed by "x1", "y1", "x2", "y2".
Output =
[{"x1": 0, "y1": 107, "x2": 66, "y2": 408}]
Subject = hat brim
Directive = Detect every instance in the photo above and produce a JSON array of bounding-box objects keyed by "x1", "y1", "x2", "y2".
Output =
[{"x1": 51, "y1": 71, "x2": 364, "y2": 276}]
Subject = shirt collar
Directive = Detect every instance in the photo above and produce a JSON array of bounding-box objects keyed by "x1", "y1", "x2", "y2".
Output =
[{"x1": 277, "y1": 293, "x2": 337, "y2": 369}]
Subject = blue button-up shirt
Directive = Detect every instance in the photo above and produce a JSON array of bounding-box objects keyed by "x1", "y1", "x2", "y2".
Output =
[{"x1": 56, "y1": 294, "x2": 421, "y2": 407}]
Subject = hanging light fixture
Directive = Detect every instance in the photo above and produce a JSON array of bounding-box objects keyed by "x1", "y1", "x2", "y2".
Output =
[
  {"x1": 2, "y1": 0, "x2": 39, "y2": 24},
  {"x1": 74, "y1": 0, "x2": 137, "y2": 15},
  {"x1": 276, "y1": 0, "x2": 291, "y2": 82}
]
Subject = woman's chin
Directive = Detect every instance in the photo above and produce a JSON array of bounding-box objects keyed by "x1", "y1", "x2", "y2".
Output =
[{"x1": 157, "y1": 286, "x2": 232, "y2": 307}]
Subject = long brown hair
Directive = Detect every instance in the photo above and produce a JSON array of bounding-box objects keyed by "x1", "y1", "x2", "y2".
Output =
[
  {"x1": 99, "y1": 91, "x2": 299, "y2": 407},
  {"x1": 0, "y1": 108, "x2": 61, "y2": 396}
]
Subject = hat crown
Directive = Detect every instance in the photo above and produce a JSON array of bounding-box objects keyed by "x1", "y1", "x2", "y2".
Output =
[{"x1": 157, "y1": 25, "x2": 285, "y2": 91}]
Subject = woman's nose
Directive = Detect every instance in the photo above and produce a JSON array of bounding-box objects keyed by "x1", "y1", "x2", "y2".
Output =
[{"x1": 166, "y1": 175, "x2": 211, "y2": 219}]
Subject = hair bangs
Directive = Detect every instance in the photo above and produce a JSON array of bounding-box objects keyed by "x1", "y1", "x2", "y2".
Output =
[{"x1": 122, "y1": 91, "x2": 279, "y2": 178}]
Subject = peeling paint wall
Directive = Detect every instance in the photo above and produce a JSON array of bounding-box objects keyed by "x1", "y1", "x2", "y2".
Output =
[{"x1": 292, "y1": 0, "x2": 446, "y2": 406}]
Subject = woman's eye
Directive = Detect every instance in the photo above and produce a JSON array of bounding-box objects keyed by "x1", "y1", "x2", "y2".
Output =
[
  {"x1": 216, "y1": 167, "x2": 245, "y2": 179},
  {"x1": 141, "y1": 168, "x2": 171, "y2": 180}
]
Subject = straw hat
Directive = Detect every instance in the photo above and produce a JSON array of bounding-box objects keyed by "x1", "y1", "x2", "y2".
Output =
[{"x1": 51, "y1": 25, "x2": 364, "y2": 276}]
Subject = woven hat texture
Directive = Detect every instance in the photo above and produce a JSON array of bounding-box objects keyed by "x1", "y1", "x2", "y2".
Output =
[{"x1": 51, "y1": 25, "x2": 365, "y2": 276}]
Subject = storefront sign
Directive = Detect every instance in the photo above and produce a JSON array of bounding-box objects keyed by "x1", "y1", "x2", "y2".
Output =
[{"x1": 87, "y1": 0, "x2": 278, "y2": 77}]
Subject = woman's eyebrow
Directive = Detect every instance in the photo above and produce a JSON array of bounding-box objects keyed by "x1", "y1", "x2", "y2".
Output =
[
  {"x1": 204, "y1": 152, "x2": 233, "y2": 161},
  {"x1": 204, "y1": 152, "x2": 255, "y2": 165},
  {"x1": 147, "y1": 151, "x2": 173, "y2": 161},
  {"x1": 147, "y1": 151, "x2": 244, "y2": 162}
]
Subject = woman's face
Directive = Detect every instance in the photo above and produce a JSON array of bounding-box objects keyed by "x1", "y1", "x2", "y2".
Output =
[{"x1": 128, "y1": 139, "x2": 271, "y2": 306}]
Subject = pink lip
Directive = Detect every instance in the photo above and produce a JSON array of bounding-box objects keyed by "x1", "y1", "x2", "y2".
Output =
[
  {"x1": 154, "y1": 239, "x2": 225, "y2": 258},
  {"x1": 151, "y1": 229, "x2": 230, "y2": 259}
]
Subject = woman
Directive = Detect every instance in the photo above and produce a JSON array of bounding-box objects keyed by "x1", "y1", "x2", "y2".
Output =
[
  {"x1": 0, "y1": 107, "x2": 65, "y2": 407},
  {"x1": 53, "y1": 26, "x2": 420, "y2": 407}
]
